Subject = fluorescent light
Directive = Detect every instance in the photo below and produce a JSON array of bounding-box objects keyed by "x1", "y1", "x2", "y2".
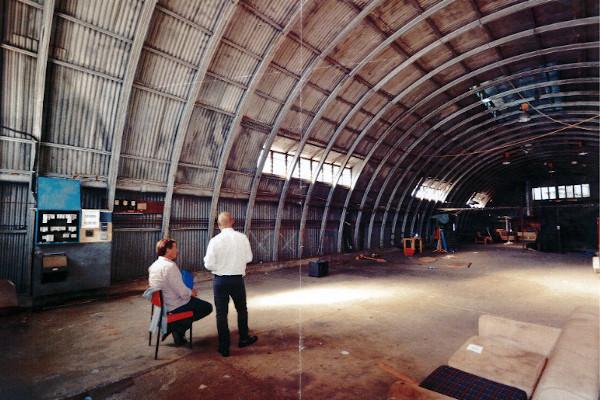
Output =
[
  {"x1": 502, "y1": 161, "x2": 511, "y2": 165},
  {"x1": 578, "y1": 152, "x2": 588, "y2": 156},
  {"x1": 571, "y1": 160, "x2": 578, "y2": 165}
]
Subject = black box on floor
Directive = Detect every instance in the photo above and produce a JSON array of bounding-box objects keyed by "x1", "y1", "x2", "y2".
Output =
[{"x1": 308, "y1": 260, "x2": 328, "y2": 277}]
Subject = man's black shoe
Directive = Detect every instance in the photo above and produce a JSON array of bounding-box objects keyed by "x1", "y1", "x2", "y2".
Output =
[
  {"x1": 238, "y1": 335, "x2": 258, "y2": 348},
  {"x1": 218, "y1": 347, "x2": 230, "y2": 357},
  {"x1": 173, "y1": 332, "x2": 188, "y2": 346}
]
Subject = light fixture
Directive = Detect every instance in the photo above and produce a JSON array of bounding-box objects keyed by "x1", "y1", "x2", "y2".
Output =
[
  {"x1": 518, "y1": 103, "x2": 531, "y2": 123},
  {"x1": 578, "y1": 151, "x2": 588, "y2": 156},
  {"x1": 549, "y1": 170, "x2": 556, "y2": 174},
  {"x1": 501, "y1": 151, "x2": 511, "y2": 165},
  {"x1": 571, "y1": 160, "x2": 578, "y2": 165}
]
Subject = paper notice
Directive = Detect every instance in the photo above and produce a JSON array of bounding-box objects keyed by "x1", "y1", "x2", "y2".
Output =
[
  {"x1": 466, "y1": 344, "x2": 483, "y2": 354},
  {"x1": 81, "y1": 210, "x2": 100, "y2": 229}
]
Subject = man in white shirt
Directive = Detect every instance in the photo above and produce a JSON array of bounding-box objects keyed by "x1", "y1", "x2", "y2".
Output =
[
  {"x1": 204, "y1": 212, "x2": 257, "y2": 357},
  {"x1": 148, "y1": 238, "x2": 212, "y2": 346}
]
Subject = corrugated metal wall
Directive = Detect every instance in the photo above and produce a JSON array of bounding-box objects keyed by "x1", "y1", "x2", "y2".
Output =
[
  {"x1": 303, "y1": 205, "x2": 323, "y2": 257},
  {"x1": 279, "y1": 202, "x2": 300, "y2": 260},
  {"x1": 0, "y1": 182, "x2": 32, "y2": 293},
  {"x1": 111, "y1": 190, "x2": 163, "y2": 281},
  {"x1": 248, "y1": 201, "x2": 276, "y2": 263},
  {"x1": 169, "y1": 194, "x2": 210, "y2": 271},
  {"x1": 322, "y1": 206, "x2": 341, "y2": 255}
]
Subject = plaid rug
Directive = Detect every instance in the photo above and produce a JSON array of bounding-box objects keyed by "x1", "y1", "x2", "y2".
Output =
[{"x1": 420, "y1": 366, "x2": 527, "y2": 400}]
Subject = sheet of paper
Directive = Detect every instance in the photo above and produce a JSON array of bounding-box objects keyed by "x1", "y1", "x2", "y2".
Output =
[
  {"x1": 466, "y1": 343, "x2": 483, "y2": 354},
  {"x1": 81, "y1": 209, "x2": 100, "y2": 229}
]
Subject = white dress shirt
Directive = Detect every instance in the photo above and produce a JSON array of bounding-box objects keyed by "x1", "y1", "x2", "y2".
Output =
[
  {"x1": 148, "y1": 256, "x2": 191, "y2": 310},
  {"x1": 204, "y1": 228, "x2": 253, "y2": 276}
]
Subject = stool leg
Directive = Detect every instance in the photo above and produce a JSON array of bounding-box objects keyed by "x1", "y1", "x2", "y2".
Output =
[
  {"x1": 149, "y1": 304, "x2": 153, "y2": 346},
  {"x1": 155, "y1": 329, "x2": 160, "y2": 360},
  {"x1": 189, "y1": 323, "x2": 193, "y2": 349}
]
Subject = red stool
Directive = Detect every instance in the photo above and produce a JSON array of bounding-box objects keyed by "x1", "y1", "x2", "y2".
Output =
[{"x1": 148, "y1": 290, "x2": 193, "y2": 359}]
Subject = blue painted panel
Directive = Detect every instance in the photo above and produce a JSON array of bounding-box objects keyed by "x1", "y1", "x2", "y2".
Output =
[{"x1": 37, "y1": 177, "x2": 81, "y2": 210}]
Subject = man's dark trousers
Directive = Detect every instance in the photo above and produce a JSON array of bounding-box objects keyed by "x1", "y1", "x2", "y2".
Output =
[
  {"x1": 170, "y1": 297, "x2": 213, "y2": 336},
  {"x1": 213, "y1": 275, "x2": 249, "y2": 351}
]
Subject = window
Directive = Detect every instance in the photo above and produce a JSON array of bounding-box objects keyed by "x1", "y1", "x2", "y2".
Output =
[
  {"x1": 532, "y1": 184, "x2": 591, "y2": 201},
  {"x1": 322, "y1": 164, "x2": 333, "y2": 184},
  {"x1": 566, "y1": 185, "x2": 573, "y2": 198},
  {"x1": 300, "y1": 158, "x2": 313, "y2": 180},
  {"x1": 582, "y1": 184, "x2": 590, "y2": 197},
  {"x1": 341, "y1": 168, "x2": 352, "y2": 187},
  {"x1": 413, "y1": 179, "x2": 452, "y2": 202},
  {"x1": 262, "y1": 150, "x2": 273, "y2": 174},
  {"x1": 262, "y1": 150, "x2": 352, "y2": 187},
  {"x1": 272, "y1": 152, "x2": 287, "y2": 175},
  {"x1": 467, "y1": 192, "x2": 491, "y2": 208}
]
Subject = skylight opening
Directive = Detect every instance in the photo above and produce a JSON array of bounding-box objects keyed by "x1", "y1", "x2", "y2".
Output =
[
  {"x1": 467, "y1": 192, "x2": 491, "y2": 208},
  {"x1": 262, "y1": 150, "x2": 352, "y2": 187},
  {"x1": 412, "y1": 178, "x2": 452, "y2": 202}
]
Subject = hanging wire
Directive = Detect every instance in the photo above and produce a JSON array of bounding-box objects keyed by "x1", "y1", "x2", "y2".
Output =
[
  {"x1": 508, "y1": 81, "x2": 599, "y2": 132},
  {"x1": 423, "y1": 114, "x2": 599, "y2": 158}
]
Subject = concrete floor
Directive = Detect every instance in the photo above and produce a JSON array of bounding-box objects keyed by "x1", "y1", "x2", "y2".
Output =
[{"x1": 1, "y1": 245, "x2": 598, "y2": 400}]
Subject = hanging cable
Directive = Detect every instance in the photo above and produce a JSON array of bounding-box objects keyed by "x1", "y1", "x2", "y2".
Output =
[
  {"x1": 508, "y1": 81, "x2": 599, "y2": 132},
  {"x1": 422, "y1": 114, "x2": 599, "y2": 158}
]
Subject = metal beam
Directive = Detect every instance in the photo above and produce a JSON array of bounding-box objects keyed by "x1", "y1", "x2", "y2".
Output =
[
  {"x1": 443, "y1": 133, "x2": 599, "y2": 205},
  {"x1": 334, "y1": 41, "x2": 598, "y2": 252},
  {"x1": 331, "y1": 60, "x2": 598, "y2": 251},
  {"x1": 296, "y1": 0, "x2": 552, "y2": 257},
  {"x1": 405, "y1": 120, "x2": 600, "y2": 238},
  {"x1": 30, "y1": 0, "x2": 55, "y2": 174},
  {"x1": 386, "y1": 116, "x2": 598, "y2": 247},
  {"x1": 371, "y1": 83, "x2": 598, "y2": 247},
  {"x1": 300, "y1": 0, "x2": 577, "y2": 240},
  {"x1": 404, "y1": 127, "x2": 599, "y2": 241},
  {"x1": 24, "y1": 0, "x2": 55, "y2": 296},
  {"x1": 296, "y1": 0, "x2": 502, "y2": 256},
  {"x1": 411, "y1": 144, "x2": 599, "y2": 240},
  {"x1": 389, "y1": 109, "x2": 600, "y2": 243},
  {"x1": 106, "y1": 0, "x2": 158, "y2": 210},
  {"x1": 351, "y1": 17, "x2": 599, "y2": 248},
  {"x1": 436, "y1": 145, "x2": 599, "y2": 227},
  {"x1": 240, "y1": 0, "x2": 388, "y2": 261},
  {"x1": 160, "y1": 1, "x2": 238, "y2": 237},
  {"x1": 206, "y1": 3, "x2": 304, "y2": 240}
]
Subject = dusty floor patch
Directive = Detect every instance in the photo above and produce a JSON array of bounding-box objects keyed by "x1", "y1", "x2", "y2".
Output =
[{"x1": 2, "y1": 245, "x2": 598, "y2": 400}]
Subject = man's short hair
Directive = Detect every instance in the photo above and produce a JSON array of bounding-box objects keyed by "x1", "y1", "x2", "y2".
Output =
[{"x1": 156, "y1": 238, "x2": 176, "y2": 257}]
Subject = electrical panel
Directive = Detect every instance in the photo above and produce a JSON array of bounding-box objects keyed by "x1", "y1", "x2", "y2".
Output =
[
  {"x1": 79, "y1": 210, "x2": 112, "y2": 243},
  {"x1": 114, "y1": 199, "x2": 164, "y2": 214}
]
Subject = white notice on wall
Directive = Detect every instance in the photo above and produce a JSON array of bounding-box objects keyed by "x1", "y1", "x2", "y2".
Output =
[{"x1": 81, "y1": 209, "x2": 100, "y2": 229}]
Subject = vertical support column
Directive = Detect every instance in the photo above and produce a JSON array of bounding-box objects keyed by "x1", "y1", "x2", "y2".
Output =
[
  {"x1": 207, "y1": 3, "x2": 301, "y2": 241},
  {"x1": 106, "y1": 0, "x2": 158, "y2": 211},
  {"x1": 525, "y1": 180, "x2": 532, "y2": 216},
  {"x1": 27, "y1": 0, "x2": 56, "y2": 295},
  {"x1": 161, "y1": 0, "x2": 238, "y2": 238}
]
